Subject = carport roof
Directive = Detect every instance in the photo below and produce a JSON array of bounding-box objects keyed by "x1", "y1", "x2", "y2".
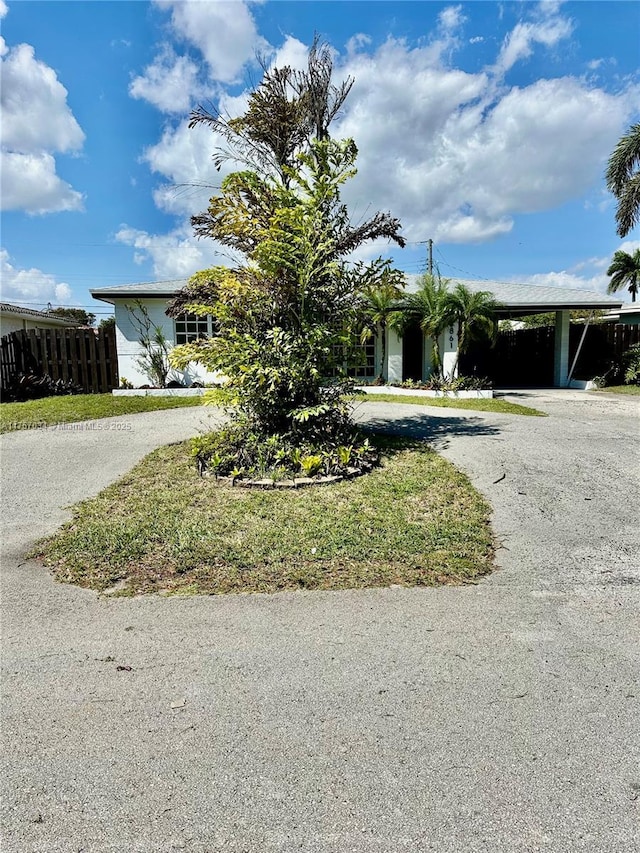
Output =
[
  {"x1": 91, "y1": 275, "x2": 623, "y2": 315},
  {"x1": 404, "y1": 275, "x2": 623, "y2": 315}
]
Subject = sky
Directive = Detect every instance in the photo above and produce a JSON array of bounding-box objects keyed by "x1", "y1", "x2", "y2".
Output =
[{"x1": 1, "y1": 0, "x2": 639, "y2": 320}]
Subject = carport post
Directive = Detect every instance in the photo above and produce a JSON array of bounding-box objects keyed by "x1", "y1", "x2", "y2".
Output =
[
  {"x1": 553, "y1": 310, "x2": 570, "y2": 387},
  {"x1": 567, "y1": 311, "x2": 593, "y2": 387}
]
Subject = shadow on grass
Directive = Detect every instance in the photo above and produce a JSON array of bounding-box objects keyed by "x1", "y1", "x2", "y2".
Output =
[{"x1": 360, "y1": 412, "x2": 501, "y2": 450}]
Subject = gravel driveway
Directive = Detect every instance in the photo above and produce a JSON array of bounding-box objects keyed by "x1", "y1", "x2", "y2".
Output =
[{"x1": 1, "y1": 392, "x2": 638, "y2": 853}]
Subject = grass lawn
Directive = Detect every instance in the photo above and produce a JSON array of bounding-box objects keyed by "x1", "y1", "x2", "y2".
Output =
[
  {"x1": 0, "y1": 393, "x2": 203, "y2": 433},
  {"x1": 592, "y1": 385, "x2": 640, "y2": 396},
  {"x1": 33, "y1": 436, "x2": 494, "y2": 596},
  {"x1": 354, "y1": 394, "x2": 545, "y2": 416}
]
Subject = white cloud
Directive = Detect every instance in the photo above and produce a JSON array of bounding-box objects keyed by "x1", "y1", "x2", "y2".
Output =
[
  {"x1": 0, "y1": 38, "x2": 85, "y2": 213},
  {"x1": 141, "y1": 119, "x2": 226, "y2": 216},
  {"x1": 271, "y1": 35, "x2": 308, "y2": 73},
  {"x1": 0, "y1": 248, "x2": 73, "y2": 305},
  {"x1": 332, "y1": 39, "x2": 636, "y2": 245},
  {"x1": 516, "y1": 269, "x2": 608, "y2": 293},
  {"x1": 469, "y1": 36, "x2": 484, "y2": 45},
  {"x1": 495, "y1": 12, "x2": 573, "y2": 74},
  {"x1": 0, "y1": 1, "x2": 7, "y2": 19},
  {"x1": 1, "y1": 151, "x2": 84, "y2": 213},
  {"x1": 129, "y1": 46, "x2": 206, "y2": 113},
  {"x1": 115, "y1": 225, "x2": 235, "y2": 280},
  {"x1": 1, "y1": 42, "x2": 84, "y2": 153},
  {"x1": 515, "y1": 240, "x2": 640, "y2": 297},
  {"x1": 155, "y1": 0, "x2": 267, "y2": 83},
  {"x1": 126, "y1": 8, "x2": 638, "y2": 264},
  {"x1": 438, "y1": 5, "x2": 466, "y2": 31}
]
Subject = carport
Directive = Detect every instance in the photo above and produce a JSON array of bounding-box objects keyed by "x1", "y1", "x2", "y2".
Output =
[{"x1": 387, "y1": 277, "x2": 623, "y2": 387}]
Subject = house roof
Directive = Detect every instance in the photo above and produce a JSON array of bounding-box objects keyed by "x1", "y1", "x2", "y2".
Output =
[
  {"x1": 0, "y1": 302, "x2": 79, "y2": 325},
  {"x1": 90, "y1": 280, "x2": 187, "y2": 303},
  {"x1": 91, "y1": 274, "x2": 623, "y2": 315},
  {"x1": 404, "y1": 275, "x2": 622, "y2": 315}
]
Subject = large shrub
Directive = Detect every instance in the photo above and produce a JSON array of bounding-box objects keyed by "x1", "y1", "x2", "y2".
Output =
[{"x1": 168, "y1": 43, "x2": 405, "y2": 475}]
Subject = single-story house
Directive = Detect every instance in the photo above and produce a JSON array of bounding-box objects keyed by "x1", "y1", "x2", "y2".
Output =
[
  {"x1": 0, "y1": 302, "x2": 79, "y2": 338},
  {"x1": 91, "y1": 276, "x2": 623, "y2": 388}
]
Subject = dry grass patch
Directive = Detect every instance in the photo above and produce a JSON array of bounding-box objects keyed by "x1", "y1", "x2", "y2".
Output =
[{"x1": 33, "y1": 436, "x2": 494, "y2": 596}]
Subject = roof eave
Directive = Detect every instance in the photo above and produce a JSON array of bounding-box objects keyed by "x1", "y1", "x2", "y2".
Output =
[
  {"x1": 497, "y1": 302, "x2": 623, "y2": 316},
  {"x1": 90, "y1": 290, "x2": 179, "y2": 304}
]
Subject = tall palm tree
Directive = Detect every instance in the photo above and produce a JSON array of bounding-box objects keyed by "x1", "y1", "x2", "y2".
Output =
[
  {"x1": 399, "y1": 274, "x2": 453, "y2": 376},
  {"x1": 446, "y1": 284, "x2": 499, "y2": 375},
  {"x1": 359, "y1": 280, "x2": 404, "y2": 381},
  {"x1": 606, "y1": 248, "x2": 640, "y2": 303},
  {"x1": 606, "y1": 123, "x2": 640, "y2": 238}
]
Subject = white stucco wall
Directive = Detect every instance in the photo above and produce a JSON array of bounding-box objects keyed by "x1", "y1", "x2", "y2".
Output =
[
  {"x1": 386, "y1": 329, "x2": 403, "y2": 383},
  {"x1": 440, "y1": 321, "x2": 459, "y2": 380},
  {"x1": 113, "y1": 299, "x2": 219, "y2": 387},
  {"x1": 0, "y1": 316, "x2": 76, "y2": 337}
]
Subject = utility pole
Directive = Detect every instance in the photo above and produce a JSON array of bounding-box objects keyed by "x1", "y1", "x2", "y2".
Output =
[{"x1": 427, "y1": 239, "x2": 433, "y2": 275}]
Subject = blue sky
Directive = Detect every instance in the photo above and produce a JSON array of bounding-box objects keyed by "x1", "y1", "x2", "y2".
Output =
[{"x1": 1, "y1": 0, "x2": 639, "y2": 319}]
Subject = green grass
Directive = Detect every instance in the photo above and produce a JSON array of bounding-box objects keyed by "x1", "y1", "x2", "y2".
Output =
[
  {"x1": 353, "y1": 393, "x2": 545, "y2": 416},
  {"x1": 0, "y1": 393, "x2": 203, "y2": 433},
  {"x1": 33, "y1": 436, "x2": 494, "y2": 597},
  {"x1": 592, "y1": 385, "x2": 640, "y2": 396}
]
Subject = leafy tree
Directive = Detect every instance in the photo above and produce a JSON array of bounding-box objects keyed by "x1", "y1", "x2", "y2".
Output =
[
  {"x1": 606, "y1": 123, "x2": 640, "y2": 238},
  {"x1": 606, "y1": 248, "x2": 640, "y2": 303},
  {"x1": 358, "y1": 263, "x2": 406, "y2": 381},
  {"x1": 127, "y1": 301, "x2": 173, "y2": 388},
  {"x1": 48, "y1": 307, "x2": 95, "y2": 326},
  {"x1": 510, "y1": 310, "x2": 606, "y2": 328},
  {"x1": 446, "y1": 283, "x2": 499, "y2": 374},
  {"x1": 168, "y1": 42, "x2": 404, "y2": 452},
  {"x1": 396, "y1": 276, "x2": 499, "y2": 378},
  {"x1": 398, "y1": 274, "x2": 452, "y2": 375},
  {"x1": 99, "y1": 316, "x2": 116, "y2": 330}
]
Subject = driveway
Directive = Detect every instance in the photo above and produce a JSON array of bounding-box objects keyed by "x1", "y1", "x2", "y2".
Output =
[{"x1": 1, "y1": 393, "x2": 638, "y2": 853}]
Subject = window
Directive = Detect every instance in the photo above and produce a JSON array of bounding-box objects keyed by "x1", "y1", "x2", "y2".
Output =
[
  {"x1": 174, "y1": 313, "x2": 213, "y2": 344},
  {"x1": 347, "y1": 336, "x2": 376, "y2": 379},
  {"x1": 330, "y1": 333, "x2": 377, "y2": 379}
]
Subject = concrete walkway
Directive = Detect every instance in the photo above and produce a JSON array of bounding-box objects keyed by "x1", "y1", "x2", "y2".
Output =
[{"x1": 1, "y1": 393, "x2": 638, "y2": 852}]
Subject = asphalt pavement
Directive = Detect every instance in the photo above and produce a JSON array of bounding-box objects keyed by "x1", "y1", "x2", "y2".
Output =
[{"x1": 1, "y1": 391, "x2": 638, "y2": 853}]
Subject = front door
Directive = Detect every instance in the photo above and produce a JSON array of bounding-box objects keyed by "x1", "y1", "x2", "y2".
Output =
[{"x1": 402, "y1": 323, "x2": 423, "y2": 382}]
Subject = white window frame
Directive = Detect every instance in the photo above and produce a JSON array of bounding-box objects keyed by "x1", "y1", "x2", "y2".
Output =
[{"x1": 174, "y1": 313, "x2": 214, "y2": 345}]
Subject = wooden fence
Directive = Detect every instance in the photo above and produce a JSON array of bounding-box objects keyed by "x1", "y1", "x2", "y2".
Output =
[
  {"x1": 460, "y1": 322, "x2": 640, "y2": 386},
  {"x1": 0, "y1": 327, "x2": 118, "y2": 395}
]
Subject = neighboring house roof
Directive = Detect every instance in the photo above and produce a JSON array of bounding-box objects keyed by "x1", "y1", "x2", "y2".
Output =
[
  {"x1": 603, "y1": 304, "x2": 640, "y2": 320},
  {"x1": 0, "y1": 302, "x2": 79, "y2": 326},
  {"x1": 91, "y1": 275, "x2": 623, "y2": 315}
]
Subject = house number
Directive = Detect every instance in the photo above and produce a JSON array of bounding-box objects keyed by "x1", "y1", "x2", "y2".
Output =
[{"x1": 448, "y1": 326, "x2": 454, "y2": 345}]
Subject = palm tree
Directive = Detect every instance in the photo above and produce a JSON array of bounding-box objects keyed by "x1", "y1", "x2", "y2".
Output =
[
  {"x1": 359, "y1": 280, "x2": 404, "y2": 381},
  {"x1": 606, "y1": 248, "x2": 640, "y2": 303},
  {"x1": 446, "y1": 284, "x2": 499, "y2": 375},
  {"x1": 399, "y1": 274, "x2": 453, "y2": 376},
  {"x1": 606, "y1": 123, "x2": 640, "y2": 238}
]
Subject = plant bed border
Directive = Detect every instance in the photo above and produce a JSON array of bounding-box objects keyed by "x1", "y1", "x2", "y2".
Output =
[
  {"x1": 203, "y1": 464, "x2": 371, "y2": 489},
  {"x1": 356, "y1": 385, "x2": 494, "y2": 399},
  {"x1": 113, "y1": 388, "x2": 207, "y2": 397}
]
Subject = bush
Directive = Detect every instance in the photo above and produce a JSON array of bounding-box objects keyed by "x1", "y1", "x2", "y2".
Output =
[
  {"x1": 3, "y1": 373, "x2": 84, "y2": 403},
  {"x1": 622, "y1": 344, "x2": 640, "y2": 384},
  {"x1": 192, "y1": 423, "x2": 379, "y2": 481},
  {"x1": 391, "y1": 375, "x2": 492, "y2": 392}
]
